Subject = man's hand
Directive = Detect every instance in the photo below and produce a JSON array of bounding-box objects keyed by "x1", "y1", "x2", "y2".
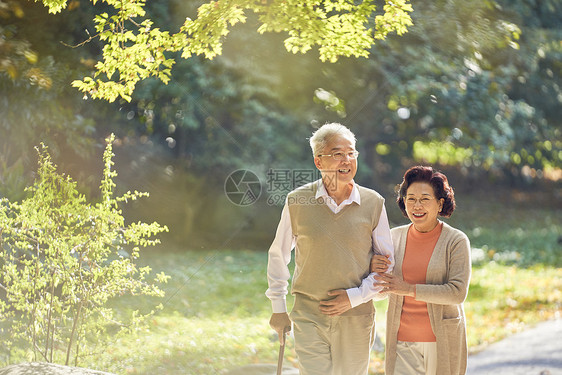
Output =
[
  {"x1": 319, "y1": 289, "x2": 352, "y2": 316},
  {"x1": 269, "y1": 312, "x2": 291, "y2": 345}
]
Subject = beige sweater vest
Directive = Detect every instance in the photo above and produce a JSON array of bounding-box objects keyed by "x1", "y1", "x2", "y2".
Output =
[{"x1": 287, "y1": 181, "x2": 384, "y2": 315}]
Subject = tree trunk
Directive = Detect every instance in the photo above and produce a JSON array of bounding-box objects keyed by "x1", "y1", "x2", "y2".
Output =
[{"x1": 66, "y1": 300, "x2": 83, "y2": 366}]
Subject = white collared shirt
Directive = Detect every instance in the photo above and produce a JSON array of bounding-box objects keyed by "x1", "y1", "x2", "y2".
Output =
[
  {"x1": 316, "y1": 179, "x2": 361, "y2": 214},
  {"x1": 266, "y1": 180, "x2": 395, "y2": 313}
]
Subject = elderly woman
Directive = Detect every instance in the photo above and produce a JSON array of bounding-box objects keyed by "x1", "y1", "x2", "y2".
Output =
[{"x1": 372, "y1": 166, "x2": 471, "y2": 375}]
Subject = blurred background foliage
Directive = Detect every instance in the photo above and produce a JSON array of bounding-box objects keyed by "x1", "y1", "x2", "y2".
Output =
[{"x1": 0, "y1": 0, "x2": 560, "y2": 249}]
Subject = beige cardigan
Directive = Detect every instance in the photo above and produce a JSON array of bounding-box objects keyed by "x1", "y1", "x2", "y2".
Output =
[{"x1": 385, "y1": 222, "x2": 472, "y2": 375}]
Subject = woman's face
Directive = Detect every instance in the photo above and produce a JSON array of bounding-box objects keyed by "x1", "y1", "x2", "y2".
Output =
[{"x1": 404, "y1": 182, "x2": 444, "y2": 233}]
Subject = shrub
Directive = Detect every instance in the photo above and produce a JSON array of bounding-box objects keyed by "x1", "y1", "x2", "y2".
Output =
[{"x1": 0, "y1": 135, "x2": 169, "y2": 365}]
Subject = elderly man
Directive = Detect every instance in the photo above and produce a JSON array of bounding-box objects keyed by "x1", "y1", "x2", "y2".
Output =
[{"x1": 266, "y1": 122, "x2": 395, "y2": 375}]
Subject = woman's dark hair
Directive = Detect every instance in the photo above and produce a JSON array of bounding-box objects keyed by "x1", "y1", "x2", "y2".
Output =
[{"x1": 396, "y1": 166, "x2": 456, "y2": 218}]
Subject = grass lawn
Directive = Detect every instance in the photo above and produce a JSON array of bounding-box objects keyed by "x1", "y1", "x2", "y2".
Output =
[
  {"x1": 75, "y1": 251, "x2": 560, "y2": 375},
  {"x1": 1, "y1": 192, "x2": 561, "y2": 374}
]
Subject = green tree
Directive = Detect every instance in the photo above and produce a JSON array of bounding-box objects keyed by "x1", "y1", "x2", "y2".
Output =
[
  {"x1": 34, "y1": 0, "x2": 413, "y2": 102},
  {"x1": 0, "y1": 60, "x2": 97, "y2": 201},
  {"x1": 299, "y1": 0, "x2": 560, "y2": 183},
  {"x1": 0, "y1": 135, "x2": 168, "y2": 365},
  {"x1": 0, "y1": 0, "x2": 123, "y2": 200}
]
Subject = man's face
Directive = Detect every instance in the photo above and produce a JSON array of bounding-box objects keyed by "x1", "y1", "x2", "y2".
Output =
[{"x1": 314, "y1": 134, "x2": 358, "y2": 188}]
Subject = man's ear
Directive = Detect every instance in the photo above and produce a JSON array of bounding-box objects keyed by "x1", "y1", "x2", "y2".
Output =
[{"x1": 314, "y1": 156, "x2": 322, "y2": 170}]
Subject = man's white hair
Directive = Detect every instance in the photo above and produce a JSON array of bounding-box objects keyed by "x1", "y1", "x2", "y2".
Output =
[{"x1": 309, "y1": 123, "x2": 356, "y2": 156}]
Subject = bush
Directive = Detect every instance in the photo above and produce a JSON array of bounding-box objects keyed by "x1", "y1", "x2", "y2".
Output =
[{"x1": 0, "y1": 135, "x2": 169, "y2": 366}]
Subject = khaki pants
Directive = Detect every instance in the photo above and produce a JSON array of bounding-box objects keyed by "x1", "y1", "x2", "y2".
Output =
[
  {"x1": 394, "y1": 341, "x2": 437, "y2": 375},
  {"x1": 290, "y1": 298, "x2": 375, "y2": 375}
]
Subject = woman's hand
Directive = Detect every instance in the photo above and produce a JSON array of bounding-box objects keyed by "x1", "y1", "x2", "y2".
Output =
[
  {"x1": 374, "y1": 273, "x2": 415, "y2": 297},
  {"x1": 370, "y1": 254, "x2": 391, "y2": 273}
]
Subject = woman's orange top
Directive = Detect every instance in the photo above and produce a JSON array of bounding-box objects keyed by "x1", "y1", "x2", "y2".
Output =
[{"x1": 397, "y1": 222, "x2": 443, "y2": 342}]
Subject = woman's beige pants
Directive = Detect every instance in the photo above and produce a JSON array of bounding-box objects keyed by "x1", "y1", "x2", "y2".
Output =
[{"x1": 394, "y1": 341, "x2": 438, "y2": 375}]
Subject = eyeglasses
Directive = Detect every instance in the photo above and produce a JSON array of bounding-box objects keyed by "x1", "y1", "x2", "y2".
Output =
[
  {"x1": 317, "y1": 151, "x2": 359, "y2": 161},
  {"x1": 405, "y1": 197, "x2": 435, "y2": 206}
]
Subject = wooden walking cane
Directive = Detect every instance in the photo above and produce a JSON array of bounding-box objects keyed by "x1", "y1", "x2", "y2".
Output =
[{"x1": 276, "y1": 326, "x2": 290, "y2": 375}]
